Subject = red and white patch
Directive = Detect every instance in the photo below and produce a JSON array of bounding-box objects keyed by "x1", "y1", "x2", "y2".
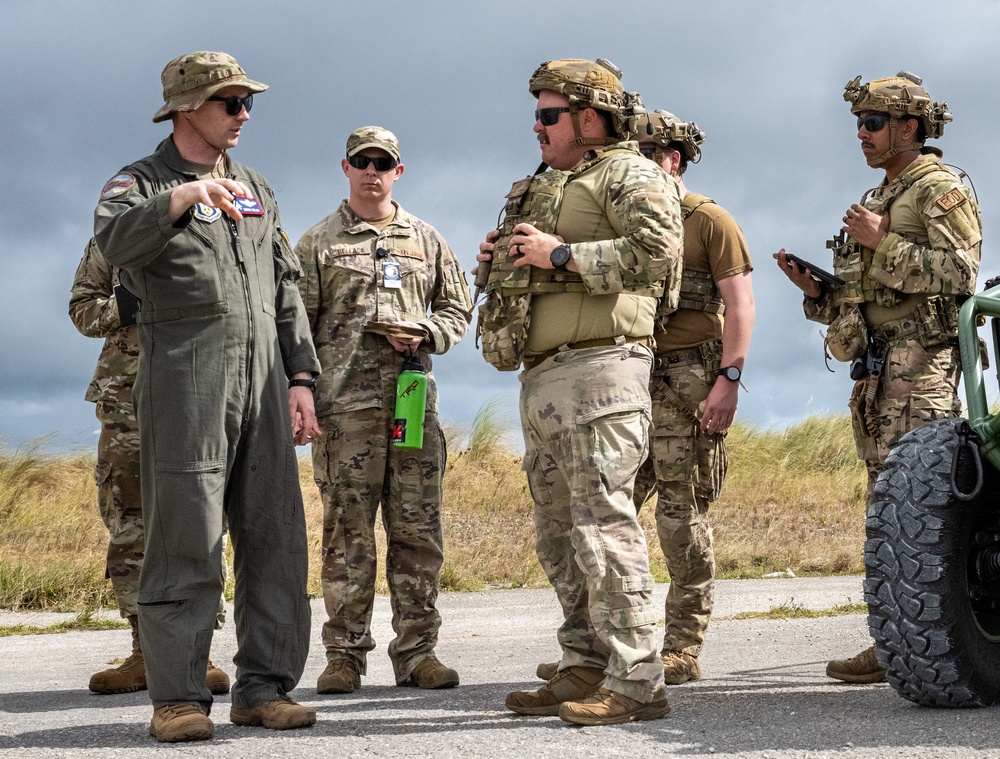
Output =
[
  {"x1": 233, "y1": 196, "x2": 264, "y2": 216},
  {"x1": 100, "y1": 172, "x2": 135, "y2": 200}
]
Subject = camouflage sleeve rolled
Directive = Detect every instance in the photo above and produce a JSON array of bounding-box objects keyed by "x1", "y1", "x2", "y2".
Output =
[
  {"x1": 69, "y1": 238, "x2": 121, "y2": 337},
  {"x1": 415, "y1": 230, "x2": 472, "y2": 355},
  {"x1": 571, "y1": 156, "x2": 684, "y2": 297},
  {"x1": 868, "y1": 180, "x2": 981, "y2": 297}
]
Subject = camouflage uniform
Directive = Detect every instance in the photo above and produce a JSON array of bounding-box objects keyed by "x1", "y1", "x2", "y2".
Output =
[
  {"x1": 520, "y1": 143, "x2": 682, "y2": 704},
  {"x1": 634, "y1": 194, "x2": 753, "y2": 657},
  {"x1": 68, "y1": 238, "x2": 143, "y2": 618},
  {"x1": 806, "y1": 152, "x2": 981, "y2": 489},
  {"x1": 295, "y1": 200, "x2": 471, "y2": 682}
]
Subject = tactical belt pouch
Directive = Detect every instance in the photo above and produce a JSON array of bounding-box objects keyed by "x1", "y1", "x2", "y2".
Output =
[{"x1": 825, "y1": 305, "x2": 868, "y2": 363}]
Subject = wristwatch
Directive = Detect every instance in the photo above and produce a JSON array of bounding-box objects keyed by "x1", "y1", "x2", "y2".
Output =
[
  {"x1": 289, "y1": 378, "x2": 317, "y2": 392},
  {"x1": 717, "y1": 366, "x2": 742, "y2": 382},
  {"x1": 549, "y1": 243, "x2": 571, "y2": 271}
]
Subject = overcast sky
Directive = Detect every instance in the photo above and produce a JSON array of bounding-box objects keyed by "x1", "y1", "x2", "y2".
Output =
[{"x1": 3, "y1": 0, "x2": 999, "y2": 453}]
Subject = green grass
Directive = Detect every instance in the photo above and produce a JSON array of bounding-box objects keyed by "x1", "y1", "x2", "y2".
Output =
[
  {"x1": 0, "y1": 611, "x2": 130, "y2": 637},
  {"x1": 731, "y1": 601, "x2": 868, "y2": 620}
]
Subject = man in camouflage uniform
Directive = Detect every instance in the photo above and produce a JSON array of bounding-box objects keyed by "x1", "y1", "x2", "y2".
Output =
[
  {"x1": 478, "y1": 59, "x2": 682, "y2": 725},
  {"x1": 633, "y1": 111, "x2": 754, "y2": 683},
  {"x1": 777, "y1": 72, "x2": 981, "y2": 684},
  {"x1": 69, "y1": 238, "x2": 230, "y2": 697},
  {"x1": 94, "y1": 51, "x2": 321, "y2": 741},
  {"x1": 295, "y1": 126, "x2": 472, "y2": 695}
]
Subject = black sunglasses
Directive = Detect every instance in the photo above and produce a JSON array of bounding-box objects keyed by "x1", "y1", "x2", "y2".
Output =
[
  {"x1": 857, "y1": 113, "x2": 889, "y2": 132},
  {"x1": 207, "y1": 94, "x2": 254, "y2": 116},
  {"x1": 639, "y1": 146, "x2": 659, "y2": 160},
  {"x1": 347, "y1": 154, "x2": 398, "y2": 172},
  {"x1": 535, "y1": 107, "x2": 571, "y2": 127}
]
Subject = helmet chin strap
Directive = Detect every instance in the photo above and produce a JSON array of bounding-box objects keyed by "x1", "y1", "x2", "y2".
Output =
[
  {"x1": 868, "y1": 117, "x2": 921, "y2": 168},
  {"x1": 568, "y1": 105, "x2": 617, "y2": 147}
]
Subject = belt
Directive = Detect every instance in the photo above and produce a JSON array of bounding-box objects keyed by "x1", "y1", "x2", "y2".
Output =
[
  {"x1": 655, "y1": 348, "x2": 702, "y2": 366},
  {"x1": 522, "y1": 335, "x2": 653, "y2": 370},
  {"x1": 871, "y1": 318, "x2": 919, "y2": 341}
]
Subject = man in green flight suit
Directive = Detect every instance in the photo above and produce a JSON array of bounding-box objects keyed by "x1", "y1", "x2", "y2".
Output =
[{"x1": 94, "y1": 51, "x2": 321, "y2": 742}]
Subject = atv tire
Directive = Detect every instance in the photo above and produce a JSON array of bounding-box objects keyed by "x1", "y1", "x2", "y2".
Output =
[{"x1": 865, "y1": 417, "x2": 1000, "y2": 707}]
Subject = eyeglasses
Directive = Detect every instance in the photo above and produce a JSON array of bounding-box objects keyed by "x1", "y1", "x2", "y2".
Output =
[
  {"x1": 857, "y1": 113, "x2": 889, "y2": 132},
  {"x1": 639, "y1": 146, "x2": 659, "y2": 160},
  {"x1": 535, "y1": 107, "x2": 571, "y2": 127},
  {"x1": 347, "y1": 154, "x2": 398, "y2": 172},
  {"x1": 207, "y1": 94, "x2": 254, "y2": 116}
]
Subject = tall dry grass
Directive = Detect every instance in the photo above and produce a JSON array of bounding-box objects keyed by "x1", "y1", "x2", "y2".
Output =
[{"x1": 0, "y1": 411, "x2": 866, "y2": 612}]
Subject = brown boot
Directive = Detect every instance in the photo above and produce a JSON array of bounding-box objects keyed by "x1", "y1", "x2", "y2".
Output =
[
  {"x1": 317, "y1": 656, "x2": 361, "y2": 694},
  {"x1": 398, "y1": 655, "x2": 460, "y2": 689},
  {"x1": 505, "y1": 665, "x2": 605, "y2": 716},
  {"x1": 536, "y1": 661, "x2": 559, "y2": 681},
  {"x1": 89, "y1": 615, "x2": 146, "y2": 694},
  {"x1": 230, "y1": 697, "x2": 316, "y2": 730},
  {"x1": 661, "y1": 650, "x2": 701, "y2": 685},
  {"x1": 826, "y1": 645, "x2": 886, "y2": 684},
  {"x1": 205, "y1": 657, "x2": 231, "y2": 695},
  {"x1": 559, "y1": 687, "x2": 671, "y2": 725},
  {"x1": 148, "y1": 704, "x2": 214, "y2": 742}
]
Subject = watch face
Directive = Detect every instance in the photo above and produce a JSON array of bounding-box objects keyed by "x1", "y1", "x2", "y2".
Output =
[
  {"x1": 550, "y1": 244, "x2": 571, "y2": 268},
  {"x1": 721, "y1": 366, "x2": 741, "y2": 381}
]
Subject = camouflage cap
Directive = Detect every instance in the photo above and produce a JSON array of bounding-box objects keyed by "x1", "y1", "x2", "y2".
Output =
[
  {"x1": 152, "y1": 51, "x2": 268, "y2": 124},
  {"x1": 346, "y1": 126, "x2": 401, "y2": 161},
  {"x1": 635, "y1": 109, "x2": 706, "y2": 163},
  {"x1": 843, "y1": 71, "x2": 951, "y2": 139}
]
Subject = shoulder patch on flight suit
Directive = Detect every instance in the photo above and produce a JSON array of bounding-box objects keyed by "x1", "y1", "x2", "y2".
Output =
[
  {"x1": 935, "y1": 188, "x2": 966, "y2": 213},
  {"x1": 100, "y1": 173, "x2": 135, "y2": 200}
]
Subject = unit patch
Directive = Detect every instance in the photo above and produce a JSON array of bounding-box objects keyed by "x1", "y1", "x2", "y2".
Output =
[
  {"x1": 234, "y1": 196, "x2": 264, "y2": 216},
  {"x1": 935, "y1": 188, "x2": 966, "y2": 212},
  {"x1": 100, "y1": 173, "x2": 135, "y2": 200},
  {"x1": 193, "y1": 203, "x2": 222, "y2": 222}
]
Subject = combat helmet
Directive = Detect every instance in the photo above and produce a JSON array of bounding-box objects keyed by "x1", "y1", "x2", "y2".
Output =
[
  {"x1": 635, "y1": 109, "x2": 706, "y2": 167},
  {"x1": 844, "y1": 72, "x2": 951, "y2": 166},
  {"x1": 529, "y1": 58, "x2": 645, "y2": 145}
]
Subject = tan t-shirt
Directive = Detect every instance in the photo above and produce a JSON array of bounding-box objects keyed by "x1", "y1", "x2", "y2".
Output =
[{"x1": 655, "y1": 194, "x2": 752, "y2": 351}]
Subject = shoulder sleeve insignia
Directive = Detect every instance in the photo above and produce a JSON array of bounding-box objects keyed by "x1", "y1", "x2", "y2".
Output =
[
  {"x1": 100, "y1": 172, "x2": 135, "y2": 200},
  {"x1": 935, "y1": 188, "x2": 966, "y2": 212}
]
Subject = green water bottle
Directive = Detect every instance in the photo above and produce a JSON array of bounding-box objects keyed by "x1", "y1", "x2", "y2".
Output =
[{"x1": 392, "y1": 354, "x2": 426, "y2": 449}]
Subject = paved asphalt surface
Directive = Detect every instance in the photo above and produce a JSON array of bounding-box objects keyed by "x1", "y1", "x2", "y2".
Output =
[{"x1": 2, "y1": 577, "x2": 999, "y2": 758}]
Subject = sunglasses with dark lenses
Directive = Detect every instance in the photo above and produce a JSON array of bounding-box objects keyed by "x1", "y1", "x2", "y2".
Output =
[
  {"x1": 857, "y1": 113, "x2": 889, "y2": 132},
  {"x1": 639, "y1": 146, "x2": 658, "y2": 160},
  {"x1": 347, "y1": 154, "x2": 398, "y2": 172},
  {"x1": 207, "y1": 94, "x2": 254, "y2": 116},
  {"x1": 535, "y1": 107, "x2": 571, "y2": 127}
]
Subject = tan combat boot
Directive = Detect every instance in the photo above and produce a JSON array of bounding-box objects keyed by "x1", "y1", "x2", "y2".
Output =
[
  {"x1": 398, "y1": 655, "x2": 460, "y2": 689},
  {"x1": 661, "y1": 650, "x2": 701, "y2": 685},
  {"x1": 317, "y1": 656, "x2": 361, "y2": 694},
  {"x1": 148, "y1": 704, "x2": 214, "y2": 742},
  {"x1": 505, "y1": 665, "x2": 606, "y2": 716},
  {"x1": 230, "y1": 696, "x2": 316, "y2": 730},
  {"x1": 89, "y1": 616, "x2": 146, "y2": 694},
  {"x1": 825, "y1": 645, "x2": 886, "y2": 683},
  {"x1": 205, "y1": 657, "x2": 231, "y2": 695},
  {"x1": 559, "y1": 687, "x2": 671, "y2": 726},
  {"x1": 536, "y1": 661, "x2": 559, "y2": 681}
]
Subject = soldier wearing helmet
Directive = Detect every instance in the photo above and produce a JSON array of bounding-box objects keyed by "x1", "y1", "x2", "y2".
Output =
[
  {"x1": 777, "y1": 72, "x2": 981, "y2": 685},
  {"x1": 631, "y1": 110, "x2": 755, "y2": 685},
  {"x1": 94, "y1": 51, "x2": 321, "y2": 741},
  {"x1": 476, "y1": 59, "x2": 682, "y2": 725}
]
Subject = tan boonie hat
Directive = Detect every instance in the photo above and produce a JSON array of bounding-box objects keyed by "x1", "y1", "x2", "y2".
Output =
[
  {"x1": 346, "y1": 126, "x2": 401, "y2": 162},
  {"x1": 152, "y1": 51, "x2": 268, "y2": 124}
]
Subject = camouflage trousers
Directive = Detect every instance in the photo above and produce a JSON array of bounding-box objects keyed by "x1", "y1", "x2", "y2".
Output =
[
  {"x1": 633, "y1": 347, "x2": 726, "y2": 657},
  {"x1": 94, "y1": 402, "x2": 228, "y2": 625},
  {"x1": 95, "y1": 401, "x2": 144, "y2": 618},
  {"x1": 519, "y1": 342, "x2": 665, "y2": 703},
  {"x1": 849, "y1": 338, "x2": 961, "y2": 495},
  {"x1": 313, "y1": 407, "x2": 446, "y2": 682}
]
